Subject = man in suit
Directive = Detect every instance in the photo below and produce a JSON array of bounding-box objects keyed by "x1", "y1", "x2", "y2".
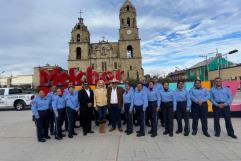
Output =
[
  {"x1": 78, "y1": 82, "x2": 94, "y2": 136},
  {"x1": 107, "y1": 78, "x2": 124, "y2": 132}
]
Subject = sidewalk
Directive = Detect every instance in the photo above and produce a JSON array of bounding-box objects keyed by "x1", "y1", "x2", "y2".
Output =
[{"x1": 0, "y1": 110, "x2": 241, "y2": 161}]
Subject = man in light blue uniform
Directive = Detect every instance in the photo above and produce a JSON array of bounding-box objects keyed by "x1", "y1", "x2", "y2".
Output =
[
  {"x1": 47, "y1": 86, "x2": 57, "y2": 135},
  {"x1": 147, "y1": 81, "x2": 161, "y2": 137},
  {"x1": 190, "y1": 80, "x2": 210, "y2": 137},
  {"x1": 123, "y1": 83, "x2": 134, "y2": 135},
  {"x1": 153, "y1": 76, "x2": 164, "y2": 127},
  {"x1": 65, "y1": 86, "x2": 79, "y2": 138},
  {"x1": 174, "y1": 80, "x2": 191, "y2": 136},
  {"x1": 160, "y1": 81, "x2": 176, "y2": 137},
  {"x1": 210, "y1": 77, "x2": 237, "y2": 139},
  {"x1": 52, "y1": 88, "x2": 66, "y2": 140},
  {"x1": 31, "y1": 90, "x2": 50, "y2": 142},
  {"x1": 133, "y1": 82, "x2": 148, "y2": 137}
]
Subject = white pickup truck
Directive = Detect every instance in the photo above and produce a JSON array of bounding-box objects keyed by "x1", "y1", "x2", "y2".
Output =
[{"x1": 0, "y1": 88, "x2": 34, "y2": 110}]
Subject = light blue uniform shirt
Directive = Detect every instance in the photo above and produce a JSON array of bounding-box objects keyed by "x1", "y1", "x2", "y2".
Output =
[
  {"x1": 52, "y1": 95, "x2": 66, "y2": 114},
  {"x1": 133, "y1": 90, "x2": 148, "y2": 111},
  {"x1": 174, "y1": 88, "x2": 191, "y2": 110},
  {"x1": 147, "y1": 88, "x2": 161, "y2": 107},
  {"x1": 63, "y1": 88, "x2": 69, "y2": 98},
  {"x1": 31, "y1": 96, "x2": 50, "y2": 119},
  {"x1": 160, "y1": 90, "x2": 177, "y2": 111},
  {"x1": 154, "y1": 83, "x2": 163, "y2": 93},
  {"x1": 189, "y1": 87, "x2": 210, "y2": 104},
  {"x1": 47, "y1": 92, "x2": 56, "y2": 110},
  {"x1": 65, "y1": 93, "x2": 79, "y2": 110},
  {"x1": 210, "y1": 86, "x2": 232, "y2": 106},
  {"x1": 123, "y1": 90, "x2": 134, "y2": 112}
]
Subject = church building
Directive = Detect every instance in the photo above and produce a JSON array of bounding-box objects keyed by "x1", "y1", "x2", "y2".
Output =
[{"x1": 68, "y1": 0, "x2": 144, "y2": 80}]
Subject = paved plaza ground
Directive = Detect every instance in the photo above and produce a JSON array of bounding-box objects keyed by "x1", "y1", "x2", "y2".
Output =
[{"x1": 0, "y1": 110, "x2": 241, "y2": 161}]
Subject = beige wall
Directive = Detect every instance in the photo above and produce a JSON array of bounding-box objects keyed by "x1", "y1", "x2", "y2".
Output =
[{"x1": 208, "y1": 66, "x2": 241, "y2": 80}]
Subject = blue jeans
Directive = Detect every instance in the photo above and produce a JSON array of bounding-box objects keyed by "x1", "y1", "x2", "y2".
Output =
[{"x1": 97, "y1": 106, "x2": 107, "y2": 121}]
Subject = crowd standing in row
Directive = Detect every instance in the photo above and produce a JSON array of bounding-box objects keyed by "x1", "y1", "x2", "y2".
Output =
[{"x1": 31, "y1": 77, "x2": 237, "y2": 142}]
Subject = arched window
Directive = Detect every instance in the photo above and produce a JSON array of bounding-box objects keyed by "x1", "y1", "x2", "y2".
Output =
[
  {"x1": 127, "y1": 45, "x2": 133, "y2": 58},
  {"x1": 127, "y1": 17, "x2": 130, "y2": 27},
  {"x1": 102, "y1": 47, "x2": 106, "y2": 55},
  {"x1": 77, "y1": 34, "x2": 80, "y2": 42},
  {"x1": 76, "y1": 47, "x2": 81, "y2": 59},
  {"x1": 122, "y1": 19, "x2": 124, "y2": 25},
  {"x1": 127, "y1": 5, "x2": 130, "y2": 11}
]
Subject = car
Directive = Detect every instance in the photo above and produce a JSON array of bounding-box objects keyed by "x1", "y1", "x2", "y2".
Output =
[{"x1": 0, "y1": 88, "x2": 34, "y2": 111}]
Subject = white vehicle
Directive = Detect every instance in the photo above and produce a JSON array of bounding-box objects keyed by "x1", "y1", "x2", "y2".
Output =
[{"x1": 0, "y1": 88, "x2": 34, "y2": 110}]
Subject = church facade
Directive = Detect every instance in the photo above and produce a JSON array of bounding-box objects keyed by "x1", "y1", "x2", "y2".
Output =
[{"x1": 68, "y1": 0, "x2": 144, "y2": 81}]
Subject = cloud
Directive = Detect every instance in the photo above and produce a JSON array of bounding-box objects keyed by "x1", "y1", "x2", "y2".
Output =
[{"x1": 0, "y1": 0, "x2": 241, "y2": 77}]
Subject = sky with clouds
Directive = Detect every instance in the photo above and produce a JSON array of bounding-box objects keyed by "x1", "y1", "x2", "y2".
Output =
[{"x1": 0, "y1": 0, "x2": 241, "y2": 76}]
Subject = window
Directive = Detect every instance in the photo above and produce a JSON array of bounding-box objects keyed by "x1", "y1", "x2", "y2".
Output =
[
  {"x1": 127, "y1": 17, "x2": 130, "y2": 27},
  {"x1": 114, "y1": 62, "x2": 118, "y2": 70},
  {"x1": 77, "y1": 34, "x2": 80, "y2": 42},
  {"x1": 9, "y1": 88, "x2": 22, "y2": 95},
  {"x1": 127, "y1": 5, "x2": 130, "y2": 11},
  {"x1": 102, "y1": 62, "x2": 107, "y2": 71},
  {"x1": 130, "y1": 66, "x2": 132, "y2": 70},
  {"x1": 127, "y1": 45, "x2": 133, "y2": 58},
  {"x1": 76, "y1": 47, "x2": 81, "y2": 59},
  {"x1": 102, "y1": 47, "x2": 106, "y2": 55},
  {"x1": 0, "y1": 89, "x2": 4, "y2": 95}
]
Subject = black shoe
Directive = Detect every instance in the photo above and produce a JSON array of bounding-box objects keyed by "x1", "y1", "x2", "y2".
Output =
[
  {"x1": 184, "y1": 132, "x2": 189, "y2": 136},
  {"x1": 124, "y1": 130, "x2": 128, "y2": 133},
  {"x1": 169, "y1": 133, "x2": 173, "y2": 137},
  {"x1": 38, "y1": 138, "x2": 46, "y2": 142},
  {"x1": 126, "y1": 131, "x2": 133, "y2": 135},
  {"x1": 68, "y1": 135, "x2": 73, "y2": 138},
  {"x1": 163, "y1": 131, "x2": 169, "y2": 135},
  {"x1": 192, "y1": 131, "x2": 197, "y2": 136},
  {"x1": 176, "y1": 130, "x2": 182, "y2": 134},
  {"x1": 136, "y1": 133, "x2": 145, "y2": 137},
  {"x1": 61, "y1": 134, "x2": 66, "y2": 137},
  {"x1": 203, "y1": 132, "x2": 211, "y2": 137},
  {"x1": 148, "y1": 130, "x2": 152, "y2": 134},
  {"x1": 151, "y1": 133, "x2": 157, "y2": 137},
  {"x1": 215, "y1": 133, "x2": 220, "y2": 137},
  {"x1": 83, "y1": 132, "x2": 87, "y2": 136},
  {"x1": 73, "y1": 132, "x2": 78, "y2": 135},
  {"x1": 136, "y1": 130, "x2": 140, "y2": 134},
  {"x1": 88, "y1": 131, "x2": 94, "y2": 134},
  {"x1": 55, "y1": 136, "x2": 62, "y2": 140},
  {"x1": 228, "y1": 134, "x2": 237, "y2": 139},
  {"x1": 45, "y1": 136, "x2": 51, "y2": 139}
]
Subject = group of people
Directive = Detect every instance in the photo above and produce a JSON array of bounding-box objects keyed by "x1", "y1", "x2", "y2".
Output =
[{"x1": 31, "y1": 77, "x2": 237, "y2": 143}]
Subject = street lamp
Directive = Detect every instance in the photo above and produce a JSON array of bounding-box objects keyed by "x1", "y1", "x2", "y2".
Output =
[{"x1": 218, "y1": 49, "x2": 239, "y2": 77}]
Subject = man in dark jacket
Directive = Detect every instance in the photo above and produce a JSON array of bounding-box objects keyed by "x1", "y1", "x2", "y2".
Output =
[
  {"x1": 107, "y1": 78, "x2": 124, "y2": 132},
  {"x1": 78, "y1": 83, "x2": 94, "y2": 136}
]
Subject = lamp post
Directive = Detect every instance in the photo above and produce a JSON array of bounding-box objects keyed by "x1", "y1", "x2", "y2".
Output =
[{"x1": 218, "y1": 49, "x2": 238, "y2": 77}]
